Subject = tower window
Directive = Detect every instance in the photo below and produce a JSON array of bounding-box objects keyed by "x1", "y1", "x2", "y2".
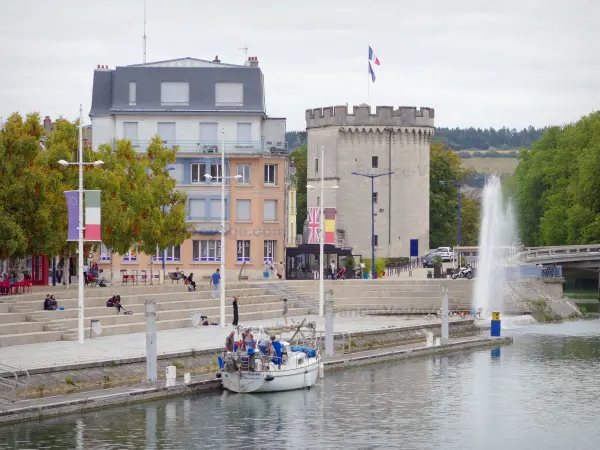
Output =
[{"x1": 372, "y1": 156, "x2": 379, "y2": 168}]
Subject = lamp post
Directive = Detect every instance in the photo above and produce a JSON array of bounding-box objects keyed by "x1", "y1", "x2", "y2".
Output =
[
  {"x1": 161, "y1": 166, "x2": 176, "y2": 275},
  {"x1": 439, "y1": 180, "x2": 462, "y2": 263},
  {"x1": 351, "y1": 171, "x2": 394, "y2": 280},
  {"x1": 58, "y1": 104, "x2": 104, "y2": 344},
  {"x1": 204, "y1": 128, "x2": 242, "y2": 328},
  {"x1": 307, "y1": 146, "x2": 339, "y2": 317}
]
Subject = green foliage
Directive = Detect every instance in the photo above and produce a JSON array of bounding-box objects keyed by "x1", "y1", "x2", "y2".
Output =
[
  {"x1": 172, "y1": 360, "x2": 185, "y2": 370},
  {"x1": 290, "y1": 144, "x2": 307, "y2": 233},
  {"x1": 65, "y1": 376, "x2": 75, "y2": 386},
  {"x1": 344, "y1": 255, "x2": 355, "y2": 271},
  {"x1": 458, "y1": 151, "x2": 472, "y2": 158},
  {"x1": 433, "y1": 255, "x2": 443, "y2": 266},
  {"x1": 285, "y1": 131, "x2": 307, "y2": 150},
  {"x1": 0, "y1": 114, "x2": 190, "y2": 262},
  {"x1": 364, "y1": 258, "x2": 387, "y2": 275},
  {"x1": 434, "y1": 126, "x2": 547, "y2": 150},
  {"x1": 429, "y1": 142, "x2": 474, "y2": 248},
  {"x1": 459, "y1": 197, "x2": 480, "y2": 246},
  {"x1": 514, "y1": 112, "x2": 600, "y2": 246}
]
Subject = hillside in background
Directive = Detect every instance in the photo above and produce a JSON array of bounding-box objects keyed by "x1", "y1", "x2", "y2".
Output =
[{"x1": 286, "y1": 126, "x2": 547, "y2": 152}]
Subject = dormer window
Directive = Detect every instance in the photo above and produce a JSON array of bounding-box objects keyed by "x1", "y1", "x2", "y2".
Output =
[
  {"x1": 129, "y1": 82, "x2": 136, "y2": 106},
  {"x1": 161, "y1": 82, "x2": 189, "y2": 106}
]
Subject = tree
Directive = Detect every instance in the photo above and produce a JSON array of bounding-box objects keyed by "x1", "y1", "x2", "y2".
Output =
[
  {"x1": 289, "y1": 144, "x2": 307, "y2": 234},
  {"x1": 0, "y1": 113, "x2": 74, "y2": 261},
  {"x1": 514, "y1": 111, "x2": 600, "y2": 246},
  {"x1": 457, "y1": 197, "x2": 480, "y2": 246},
  {"x1": 429, "y1": 142, "x2": 472, "y2": 248}
]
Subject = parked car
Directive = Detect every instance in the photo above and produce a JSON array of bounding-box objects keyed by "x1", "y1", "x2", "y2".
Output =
[
  {"x1": 423, "y1": 253, "x2": 436, "y2": 268},
  {"x1": 435, "y1": 247, "x2": 454, "y2": 262}
]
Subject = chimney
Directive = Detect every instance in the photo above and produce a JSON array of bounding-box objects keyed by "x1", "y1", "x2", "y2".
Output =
[
  {"x1": 213, "y1": 55, "x2": 220, "y2": 63},
  {"x1": 43, "y1": 116, "x2": 52, "y2": 134},
  {"x1": 248, "y1": 56, "x2": 259, "y2": 67}
]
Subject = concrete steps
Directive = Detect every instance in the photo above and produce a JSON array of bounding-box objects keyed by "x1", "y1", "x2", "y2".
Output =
[
  {"x1": 0, "y1": 313, "x2": 27, "y2": 325},
  {"x1": 60, "y1": 307, "x2": 309, "y2": 340},
  {"x1": 0, "y1": 330, "x2": 64, "y2": 347}
]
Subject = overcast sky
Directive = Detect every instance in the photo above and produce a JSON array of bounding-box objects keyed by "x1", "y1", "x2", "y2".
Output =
[{"x1": 2, "y1": 0, "x2": 599, "y2": 130}]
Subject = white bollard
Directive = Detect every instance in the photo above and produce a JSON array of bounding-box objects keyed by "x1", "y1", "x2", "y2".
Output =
[
  {"x1": 318, "y1": 363, "x2": 325, "y2": 379},
  {"x1": 435, "y1": 337, "x2": 441, "y2": 346},
  {"x1": 190, "y1": 312, "x2": 201, "y2": 327},
  {"x1": 165, "y1": 366, "x2": 177, "y2": 387},
  {"x1": 441, "y1": 284, "x2": 449, "y2": 342},
  {"x1": 184, "y1": 373, "x2": 191, "y2": 384},
  {"x1": 426, "y1": 332, "x2": 434, "y2": 347},
  {"x1": 145, "y1": 300, "x2": 157, "y2": 383}
]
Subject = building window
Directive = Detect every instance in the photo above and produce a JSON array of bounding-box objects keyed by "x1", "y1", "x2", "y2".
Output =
[
  {"x1": 100, "y1": 243, "x2": 111, "y2": 261},
  {"x1": 317, "y1": 197, "x2": 320, "y2": 207},
  {"x1": 209, "y1": 199, "x2": 223, "y2": 219},
  {"x1": 372, "y1": 156, "x2": 379, "y2": 168},
  {"x1": 154, "y1": 245, "x2": 181, "y2": 262},
  {"x1": 190, "y1": 163, "x2": 207, "y2": 183},
  {"x1": 264, "y1": 240, "x2": 276, "y2": 263},
  {"x1": 189, "y1": 199, "x2": 206, "y2": 219},
  {"x1": 264, "y1": 200, "x2": 277, "y2": 221},
  {"x1": 123, "y1": 122, "x2": 138, "y2": 144},
  {"x1": 236, "y1": 123, "x2": 252, "y2": 143},
  {"x1": 236, "y1": 240, "x2": 251, "y2": 263},
  {"x1": 315, "y1": 158, "x2": 319, "y2": 173},
  {"x1": 123, "y1": 248, "x2": 137, "y2": 262},
  {"x1": 373, "y1": 192, "x2": 378, "y2": 204},
  {"x1": 157, "y1": 122, "x2": 176, "y2": 143},
  {"x1": 210, "y1": 164, "x2": 223, "y2": 183},
  {"x1": 215, "y1": 82, "x2": 243, "y2": 107},
  {"x1": 373, "y1": 235, "x2": 378, "y2": 246},
  {"x1": 193, "y1": 240, "x2": 221, "y2": 262},
  {"x1": 236, "y1": 199, "x2": 251, "y2": 222},
  {"x1": 161, "y1": 82, "x2": 189, "y2": 106},
  {"x1": 129, "y1": 82, "x2": 136, "y2": 106},
  {"x1": 264, "y1": 164, "x2": 277, "y2": 185},
  {"x1": 199, "y1": 122, "x2": 219, "y2": 153},
  {"x1": 169, "y1": 163, "x2": 184, "y2": 184},
  {"x1": 237, "y1": 164, "x2": 251, "y2": 184}
]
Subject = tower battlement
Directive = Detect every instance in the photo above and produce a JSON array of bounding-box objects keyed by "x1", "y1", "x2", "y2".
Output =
[{"x1": 305, "y1": 105, "x2": 435, "y2": 129}]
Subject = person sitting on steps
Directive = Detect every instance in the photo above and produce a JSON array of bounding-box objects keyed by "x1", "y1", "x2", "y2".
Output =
[{"x1": 44, "y1": 294, "x2": 58, "y2": 311}]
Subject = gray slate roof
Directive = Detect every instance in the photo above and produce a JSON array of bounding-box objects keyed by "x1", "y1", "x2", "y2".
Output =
[{"x1": 89, "y1": 58, "x2": 265, "y2": 117}]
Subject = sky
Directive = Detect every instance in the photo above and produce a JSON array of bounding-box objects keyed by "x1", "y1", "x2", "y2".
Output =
[{"x1": 2, "y1": 0, "x2": 599, "y2": 131}]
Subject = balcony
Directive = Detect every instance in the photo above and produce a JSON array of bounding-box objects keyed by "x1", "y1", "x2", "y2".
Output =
[{"x1": 123, "y1": 140, "x2": 288, "y2": 155}]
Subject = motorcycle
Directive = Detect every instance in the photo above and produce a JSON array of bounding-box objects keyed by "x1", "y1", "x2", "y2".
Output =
[{"x1": 451, "y1": 264, "x2": 473, "y2": 280}]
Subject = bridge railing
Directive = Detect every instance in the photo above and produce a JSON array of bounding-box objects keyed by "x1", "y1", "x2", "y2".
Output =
[{"x1": 521, "y1": 244, "x2": 600, "y2": 262}]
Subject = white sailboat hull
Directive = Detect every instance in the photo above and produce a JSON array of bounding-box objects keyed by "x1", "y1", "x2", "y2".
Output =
[{"x1": 222, "y1": 358, "x2": 319, "y2": 393}]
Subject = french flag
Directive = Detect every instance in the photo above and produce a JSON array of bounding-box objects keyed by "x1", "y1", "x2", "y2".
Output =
[{"x1": 368, "y1": 46, "x2": 379, "y2": 82}]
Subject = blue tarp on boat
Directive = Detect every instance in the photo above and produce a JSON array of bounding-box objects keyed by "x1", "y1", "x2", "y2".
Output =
[{"x1": 291, "y1": 346, "x2": 317, "y2": 358}]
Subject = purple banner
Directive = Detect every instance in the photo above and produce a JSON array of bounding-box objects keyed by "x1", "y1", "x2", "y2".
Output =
[{"x1": 64, "y1": 191, "x2": 79, "y2": 241}]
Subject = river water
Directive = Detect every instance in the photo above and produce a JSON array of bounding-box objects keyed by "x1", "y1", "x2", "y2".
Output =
[{"x1": 1, "y1": 320, "x2": 600, "y2": 450}]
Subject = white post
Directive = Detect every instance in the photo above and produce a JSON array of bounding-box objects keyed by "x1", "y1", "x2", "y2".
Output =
[
  {"x1": 220, "y1": 128, "x2": 226, "y2": 328},
  {"x1": 325, "y1": 291, "x2": 334, "y2": 356},
  {"x1": 441, "y1": 283, "x2": 449, "y2": 341},
  {"x1": 319, "y1": 145, "x2": 325, "y2": 318},
  {"x1": 145, "y1": 299, "x2": 157, "y2": 382},
  {"x1": 77, "y1": 104, "x2": 85, "y2": 344}
]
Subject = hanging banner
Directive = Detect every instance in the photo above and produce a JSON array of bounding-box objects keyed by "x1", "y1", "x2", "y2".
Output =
[
  {"x1": 64, "y1": 191, "x2": 79, "y2": 241},
  {"x1": 85, "y1": 190, "x2": 102, "y2": 241},
  {"x1": 308, "y1": 207, "x2": 336, "y2": 245}
]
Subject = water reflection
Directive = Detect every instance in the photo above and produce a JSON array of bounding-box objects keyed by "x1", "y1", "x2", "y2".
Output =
[{"x1": 1, "y1": 321, "x2": 600, "y2": 449}]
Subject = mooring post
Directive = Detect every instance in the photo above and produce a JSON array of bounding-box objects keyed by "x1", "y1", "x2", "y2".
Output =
[
  {"x1": 325, "y1": 290, "x2": 334, "y2": 357},
  {"x1": 145, "y1": 299, "x2": 157, "y2": 383},
  {"x1": 441, "y1": 283, "x2": 449, "y2": 341}
]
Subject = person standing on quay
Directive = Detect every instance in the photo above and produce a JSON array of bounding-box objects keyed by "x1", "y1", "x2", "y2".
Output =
[
  {"x1": 232, "y1": 296, "x2": 239, "y2": 327},
  {"x1": 210, "y1": 268, "x2": 220, "y2": 299},
  {"x1": 282, "y1": 298, "x2": 288, "y2": 325}
]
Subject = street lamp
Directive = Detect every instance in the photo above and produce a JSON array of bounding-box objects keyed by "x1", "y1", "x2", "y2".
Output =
[
  {"x1": 307, "y1": 155, "x2": 339, "y2": 319},
  {"x1": 439, "y1": 180, "x2": 462, "y2": 267},
  {"x1": 204, "y1": 129, "x2": 242, "y2": 328},
  {"x1": 161, "y1": 166, "x2": 176, "y2": 274},
  {"x1": 58, "y1": 105, "x2": 104, "y2": 344},
  {"x1": 351, "y1": 171, "x2": 394, "y2": 280},
  {"x1": 439, "y1": 179, "x2": 462, "y2": 244}
]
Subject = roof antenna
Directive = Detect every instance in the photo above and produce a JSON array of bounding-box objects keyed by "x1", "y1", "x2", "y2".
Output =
[
  {"x1": 239, "y1": 46, "x2": 248, "y2": 63},
  {"x1": 143, "y1": 0, "x2": 147, "y2": 63}
]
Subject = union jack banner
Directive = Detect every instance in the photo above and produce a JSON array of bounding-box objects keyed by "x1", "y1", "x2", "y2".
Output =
[{"x1": 307, "y1": 207, "x2": 321, "y2": 244}]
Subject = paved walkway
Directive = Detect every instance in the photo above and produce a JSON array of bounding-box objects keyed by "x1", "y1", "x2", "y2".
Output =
[{"x1": 0, "y1": 314, "x2": 459, "y2": 372}]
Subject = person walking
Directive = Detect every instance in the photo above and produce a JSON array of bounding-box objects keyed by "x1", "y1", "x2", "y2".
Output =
[
  {"x1": 263, "y1": 262, "x2": 270, "y2": 280},
  {"x1": 282, "y1": 298, "x2": 288, "y2": 325},
  {"x1": 232, "y1": 296, "x2": 239, "y2": 327},
  {"x1": 210, "y1": 269, "x2": 221, "y2": 299},
  {"x1": 277, "y1": 261, "x2": 285, "y2": 280},
  {"x1": 312, "y1": 260, "x2": 320, "y2": 280}
]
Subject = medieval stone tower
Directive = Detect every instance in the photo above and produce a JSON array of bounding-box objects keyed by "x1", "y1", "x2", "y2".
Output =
[{"x1": 305, "y1": 104, "x2": 435, "y2": 259}]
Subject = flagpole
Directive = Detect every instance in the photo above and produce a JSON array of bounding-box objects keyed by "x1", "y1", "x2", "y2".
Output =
[{"x1": 367, "y1": 46, "x2": 370, "y2": 105}]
